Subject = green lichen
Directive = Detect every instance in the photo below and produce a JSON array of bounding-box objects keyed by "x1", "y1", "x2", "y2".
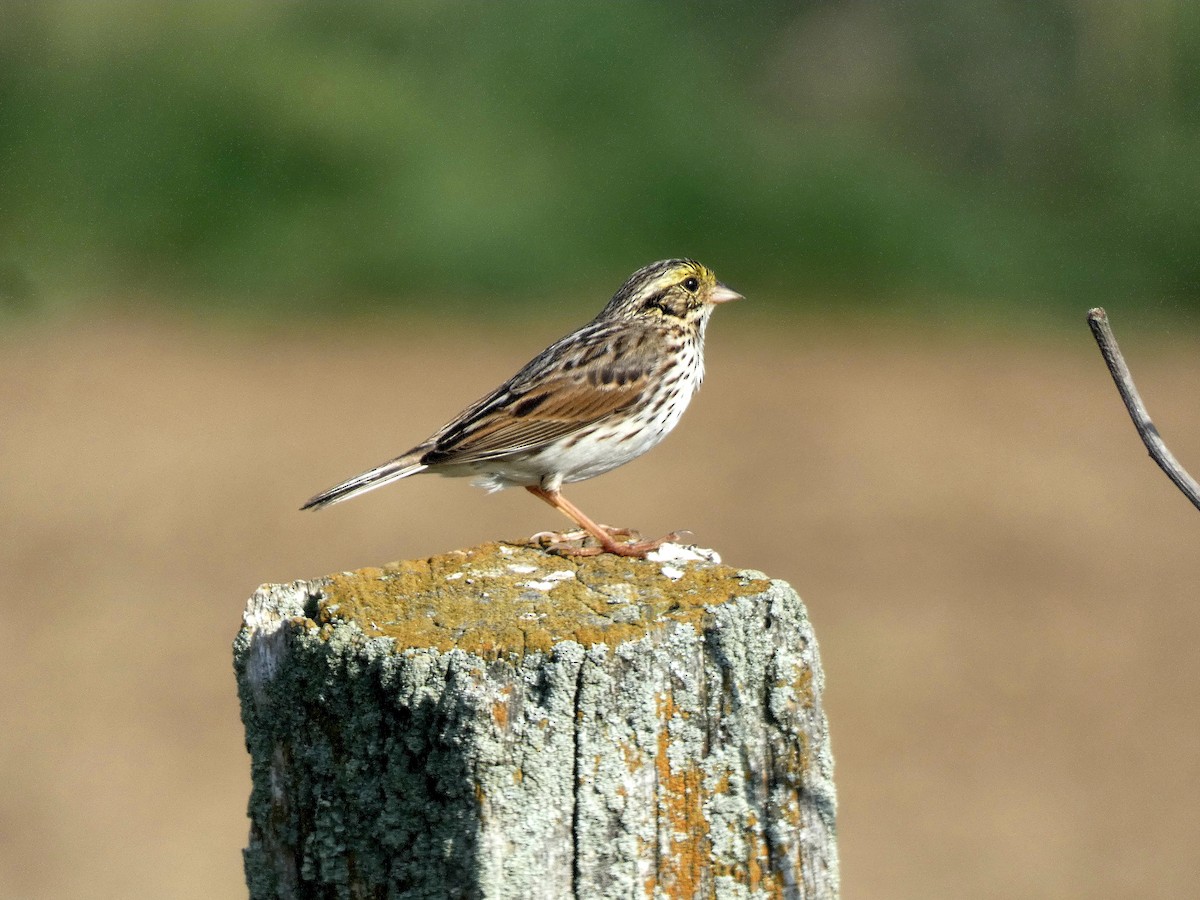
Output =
[{"x1": 317, "y1": 541, "x2": 771, "y2": 657}]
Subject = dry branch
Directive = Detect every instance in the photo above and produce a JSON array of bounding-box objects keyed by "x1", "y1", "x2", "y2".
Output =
[{"x1": 1087, "y1": 307, "x2": 1200, "y2": 512}]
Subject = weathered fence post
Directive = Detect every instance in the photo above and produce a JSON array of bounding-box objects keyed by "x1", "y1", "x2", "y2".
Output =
[{"x1": 235, "y1": 541, "x2": 838, "y2": 899}]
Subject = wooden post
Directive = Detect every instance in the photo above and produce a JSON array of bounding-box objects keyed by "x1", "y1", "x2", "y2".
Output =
[{"x1": 235, "y1": 542, "x2": 838, "y2": 899}]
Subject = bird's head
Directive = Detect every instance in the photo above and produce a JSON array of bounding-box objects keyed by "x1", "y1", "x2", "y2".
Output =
[{"x1": 600, "y1": 259, "x2": 742, "y2": 327}]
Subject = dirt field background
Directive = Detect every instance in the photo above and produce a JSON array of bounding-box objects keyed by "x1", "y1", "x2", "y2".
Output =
[{"x1": 2, "y1": 310, "x2": 1198, "y2": 899}]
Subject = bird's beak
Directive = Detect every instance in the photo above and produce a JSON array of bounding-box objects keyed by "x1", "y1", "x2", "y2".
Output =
[{"x1": 708, "y1": 282, "x2": 744, "y2": 304}]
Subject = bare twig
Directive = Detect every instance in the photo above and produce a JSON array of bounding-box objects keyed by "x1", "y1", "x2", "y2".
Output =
[{"x1": 1087, "y1": 307, "x2": 1200, "y2": 512}]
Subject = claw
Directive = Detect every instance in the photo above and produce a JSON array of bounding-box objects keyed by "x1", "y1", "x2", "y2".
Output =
[{"x1": 529, "y1": 529, "x2": 589, "y2": 545}]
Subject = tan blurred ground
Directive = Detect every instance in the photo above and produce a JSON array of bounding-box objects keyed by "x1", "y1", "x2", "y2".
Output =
[{"x1": 1, "y1": 310, "x2": 1198, "y2": 899}]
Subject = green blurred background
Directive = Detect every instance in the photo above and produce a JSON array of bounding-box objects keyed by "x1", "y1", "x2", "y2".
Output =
[{"x1": 3, "y1": 0, "x2": 1198, "y2": 320}]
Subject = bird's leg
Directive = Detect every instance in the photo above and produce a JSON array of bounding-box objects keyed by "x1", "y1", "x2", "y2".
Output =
[
  {"x1": 525, "y1": 486, "x2": 677, "y2": 558},
  {"x1": 525, "y1": 486, "x2": 614, "y2": 553}
]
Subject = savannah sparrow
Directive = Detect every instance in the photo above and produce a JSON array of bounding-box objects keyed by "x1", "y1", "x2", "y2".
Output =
[{"x1": 302, "y1": 259, "x2": 742, "y2": 557}]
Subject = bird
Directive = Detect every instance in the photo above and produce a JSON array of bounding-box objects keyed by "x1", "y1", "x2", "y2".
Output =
[{"x1": 302, "y1": 259, "x2": 742, "y2": 557}]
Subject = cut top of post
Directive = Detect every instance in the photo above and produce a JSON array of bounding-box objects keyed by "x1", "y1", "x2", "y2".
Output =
[{"x1": 310, "y1": 541, "x2": 773, "y2": 658}]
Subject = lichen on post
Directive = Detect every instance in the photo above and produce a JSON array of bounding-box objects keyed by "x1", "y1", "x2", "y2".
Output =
[{"x1": 234, "y1": 542, "x2": 838, "y2": 899}]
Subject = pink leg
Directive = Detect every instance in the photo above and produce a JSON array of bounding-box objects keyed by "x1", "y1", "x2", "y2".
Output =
[{"x1": 525, "y1": 486, "x2": 678, "y2": 558}]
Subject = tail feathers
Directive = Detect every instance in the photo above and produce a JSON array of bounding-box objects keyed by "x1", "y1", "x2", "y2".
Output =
[{"x1": 301, "y1": 454, "x2": 427, "y2": 510}]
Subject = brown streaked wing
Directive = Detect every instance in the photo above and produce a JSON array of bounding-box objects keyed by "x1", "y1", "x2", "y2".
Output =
[{"x1": 420, "y1": 324, "x2": 664, "y2": 465}]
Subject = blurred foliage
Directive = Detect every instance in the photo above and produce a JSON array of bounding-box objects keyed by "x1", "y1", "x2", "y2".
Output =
[{"x1": 1, "y1": 0, "x2": 1198, "y2": 317}]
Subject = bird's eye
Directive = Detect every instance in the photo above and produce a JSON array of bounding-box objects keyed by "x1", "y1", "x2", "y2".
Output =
[{"x1": 682, "y1": 277, "x2": 700, "y2": 292}]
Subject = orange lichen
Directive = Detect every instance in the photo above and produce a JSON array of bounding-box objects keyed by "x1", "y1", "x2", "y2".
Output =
[
  {"x1": 653, "y1": 691, "x2": 710, "y2": 898},
  {"x1": 793, "y1": 666, "x2": 814, "y2": 709},
  {"x1": 491, "y1": 686, "x2": 513, "y2": 729},
  {"x1": 618, "y1": 739, "x2": 645, "y2": 775},
  {"x1": 643, "y1": 870, "x2": 656, "y2": 898}
]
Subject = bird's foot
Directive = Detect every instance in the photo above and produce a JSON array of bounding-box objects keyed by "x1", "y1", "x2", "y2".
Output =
[
  {"x1": 529, "y1": 524, "x2": 642, "y2": 549},
  {"x1": 539, "y1": 530, "x2": 687, "y2": 559},
  {"x1": 528, "y1": 529, "x2": 600, "y2": 555},
  {"x1": 528, "y1": 528, "x2": 589, "y2": 545}
]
